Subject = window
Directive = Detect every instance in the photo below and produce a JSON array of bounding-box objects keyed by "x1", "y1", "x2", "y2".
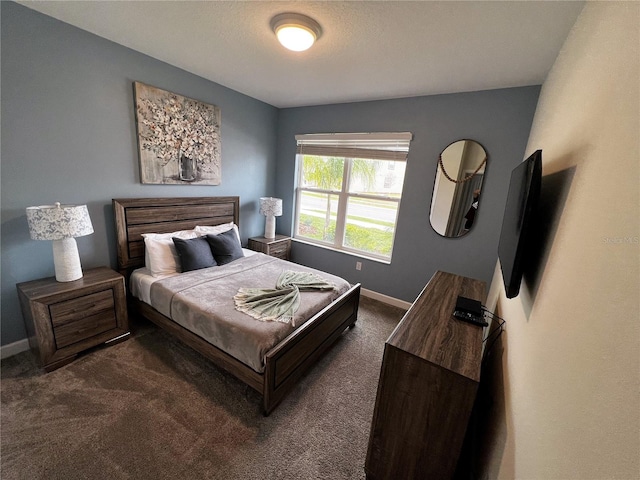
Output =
[{"x1": 294, "y1": 132, "x2": 412, "y2": 262}]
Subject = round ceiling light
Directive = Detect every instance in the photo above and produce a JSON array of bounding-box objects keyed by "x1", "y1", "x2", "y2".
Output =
[{"x1": 270, "y1": 13, "x2": 322, "y2": 52}]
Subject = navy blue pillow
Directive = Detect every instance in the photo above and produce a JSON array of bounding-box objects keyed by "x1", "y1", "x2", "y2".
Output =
[
  {"x1": 172, "y1": 236, "x2": 217, "y2": 272},
  {"x1": 205, "y1": 229, "x2": 244, "y2": 265}
]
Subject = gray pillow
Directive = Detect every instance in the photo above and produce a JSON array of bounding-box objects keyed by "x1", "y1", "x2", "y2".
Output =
[
  {"x1": 205, "y1": 229, "x2": 244, "y2": 265},
  {"x1": 172, "y1": 236, "x2": 217, "y2": 272}
]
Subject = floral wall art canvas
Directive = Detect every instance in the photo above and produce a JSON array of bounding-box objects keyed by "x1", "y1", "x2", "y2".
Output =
[{"x1": 134, "y1": 82, "x2": 221, "y2": 184}]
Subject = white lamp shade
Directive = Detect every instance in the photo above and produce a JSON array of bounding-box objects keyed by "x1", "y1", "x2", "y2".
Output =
[
  {"x1": 259, "y1": 197, "x2": 283, "y2": 217},
  {"x1": 26, "y1": 203, "x2": 93, "y2": 240}
]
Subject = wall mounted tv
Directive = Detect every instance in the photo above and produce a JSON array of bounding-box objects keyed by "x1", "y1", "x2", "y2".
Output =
[{"x1": 498, "y1": 149, "x2": 542, "y2": 298}]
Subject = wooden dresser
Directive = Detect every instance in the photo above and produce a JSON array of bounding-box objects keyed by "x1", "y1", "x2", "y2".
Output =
[{"x1": 365, "y1": 271, "x2": 486, "y2": 480}]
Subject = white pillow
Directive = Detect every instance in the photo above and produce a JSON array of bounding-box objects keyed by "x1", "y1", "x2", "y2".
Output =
[
  {"x1": 142, "y1": 229, "x2": 198, "y2": 277},
  {"x1": 194, "y1": 223, "x2": 241, "y2": 243}
]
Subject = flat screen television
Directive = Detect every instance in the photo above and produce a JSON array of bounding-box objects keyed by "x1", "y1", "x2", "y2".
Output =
[{"x1": 498, "y1": 149, "x2": 542, "y2": 298}]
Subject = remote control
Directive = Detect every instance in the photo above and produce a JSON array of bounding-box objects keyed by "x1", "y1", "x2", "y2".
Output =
[{"x1": 453, "y1": 310, "x2": 488, "y2": 327}]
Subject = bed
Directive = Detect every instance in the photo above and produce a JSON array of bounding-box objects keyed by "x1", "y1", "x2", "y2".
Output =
[{"x1": 113, "y1": 196, "x2": 360, "y2": 415}]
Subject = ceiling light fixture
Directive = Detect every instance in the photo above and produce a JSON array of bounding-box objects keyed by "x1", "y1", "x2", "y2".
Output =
[{"x1": 271, "y1": 13, "x2": 322, "y2": 52}]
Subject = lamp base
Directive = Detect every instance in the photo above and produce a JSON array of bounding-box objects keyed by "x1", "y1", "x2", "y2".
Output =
[
  {"x1": 52, "y1": 238, "x2": 83, "y2": 282},
  {"x1": 264, "y1": 215, "x2": 276, "y2": 239}
]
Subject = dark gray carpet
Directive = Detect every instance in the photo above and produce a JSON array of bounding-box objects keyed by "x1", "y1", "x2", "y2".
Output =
[{"x1": 1, "y1": 296, "x2": 404, "y2": 480}]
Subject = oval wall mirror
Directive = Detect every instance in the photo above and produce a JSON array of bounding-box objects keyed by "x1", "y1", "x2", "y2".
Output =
[{"x1": 429, "y1": 139, "x2": 488, "y2": 237}]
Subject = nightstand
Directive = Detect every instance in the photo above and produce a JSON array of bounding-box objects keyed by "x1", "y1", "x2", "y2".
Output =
[
  {"x1": 17, "y1": 267, "x2": 130, "y2": 372},
  {"x1": 248, "y1": 235, "x2": 292, "y2": 261}
]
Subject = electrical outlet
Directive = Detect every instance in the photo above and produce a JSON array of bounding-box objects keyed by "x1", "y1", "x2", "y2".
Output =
[{"x1": 355, "y1": 261, "x2": 362, "y2": 271}]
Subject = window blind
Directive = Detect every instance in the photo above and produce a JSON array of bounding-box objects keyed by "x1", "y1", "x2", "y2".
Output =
[{"x1": 295, "y1": 132, "x2": 413, "y2": 161}]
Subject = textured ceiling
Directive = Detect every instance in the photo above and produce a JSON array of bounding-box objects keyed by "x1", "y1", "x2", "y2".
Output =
[{"x1": 19, "y1": 1, "x2": 585, "y2": 108}]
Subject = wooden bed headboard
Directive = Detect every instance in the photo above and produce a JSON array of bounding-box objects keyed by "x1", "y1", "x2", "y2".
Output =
[{"x1": 112, "y1": 196, "x2": 239, "y2": 276}]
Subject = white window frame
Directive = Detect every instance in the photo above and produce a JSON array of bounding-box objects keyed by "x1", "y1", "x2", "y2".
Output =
[{"x1": 293, "y1": 132, "x2": 412, "y2": 262}]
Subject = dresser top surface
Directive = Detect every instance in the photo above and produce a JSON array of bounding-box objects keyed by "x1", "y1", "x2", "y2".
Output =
[{"x1": 387, "y1": 270, "x2": 486, "y2": 381}]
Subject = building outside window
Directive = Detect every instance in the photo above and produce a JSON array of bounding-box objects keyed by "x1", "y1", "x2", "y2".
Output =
[{"x1": 294, "y1": 132, "x2": 412, "y2": 262}]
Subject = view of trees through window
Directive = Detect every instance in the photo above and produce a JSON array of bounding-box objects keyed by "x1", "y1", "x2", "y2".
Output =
[{"x1": 295, "y1": 155, "x2": 406, "y2": 259}]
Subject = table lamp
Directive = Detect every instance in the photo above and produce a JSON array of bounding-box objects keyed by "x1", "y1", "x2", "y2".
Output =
[
  {"x1": 259, "y1": 197, "x2": 283, "y2": 239},
  {"x1": 26, "y1": 202, "x2": 94, "y2": 282}
]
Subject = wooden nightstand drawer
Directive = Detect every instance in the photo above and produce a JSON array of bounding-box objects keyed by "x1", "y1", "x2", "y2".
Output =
[
  {"x1": 269, "y1": 241, "x2": 290, "y2": 259},
  {"x1": 248, "y1": 235, "x2": 291, "y2": 261},
  {"x1": 51, "y1": 289, "x2": 115, "y2": 327},
  {"x1": 51, "y1": 290, "x2": 118, "y2": 348},
  {"x1": 54, "y1": 310, "x2": 118, "y2": 349}
]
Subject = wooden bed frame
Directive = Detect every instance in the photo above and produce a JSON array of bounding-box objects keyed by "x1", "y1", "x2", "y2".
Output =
[{"x1": 112, "y1": 196, "x2": 360, "y2": 415}]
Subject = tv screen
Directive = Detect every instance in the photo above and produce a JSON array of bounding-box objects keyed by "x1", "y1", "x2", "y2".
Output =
[{"x1": 498, "y1": 150, "x2": 542, "y2": 298}]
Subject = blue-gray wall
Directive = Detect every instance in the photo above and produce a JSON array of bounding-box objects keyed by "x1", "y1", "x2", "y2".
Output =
[
  {"x1": 1, "y1": 2, "x2": 278, "y2": 345},
  {"x1": 1, "y1": 1, "x2": 539, "y2": 348},
  {"x1": 276, "y1": 88, "x2": 540, "y2": 302}
]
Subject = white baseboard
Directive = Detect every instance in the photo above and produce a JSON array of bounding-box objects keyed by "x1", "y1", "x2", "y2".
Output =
[
  {"x1": 361, "y1": 288, "x2": 412, "y2": 310},
  {"x1": 1, "y1": 339, "x2": 30, "y2": 360}
]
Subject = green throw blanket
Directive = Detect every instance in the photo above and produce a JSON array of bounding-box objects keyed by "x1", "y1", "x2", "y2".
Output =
[{"x1": 234, "y1": 270, "x2": 335, "y2": 325}]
